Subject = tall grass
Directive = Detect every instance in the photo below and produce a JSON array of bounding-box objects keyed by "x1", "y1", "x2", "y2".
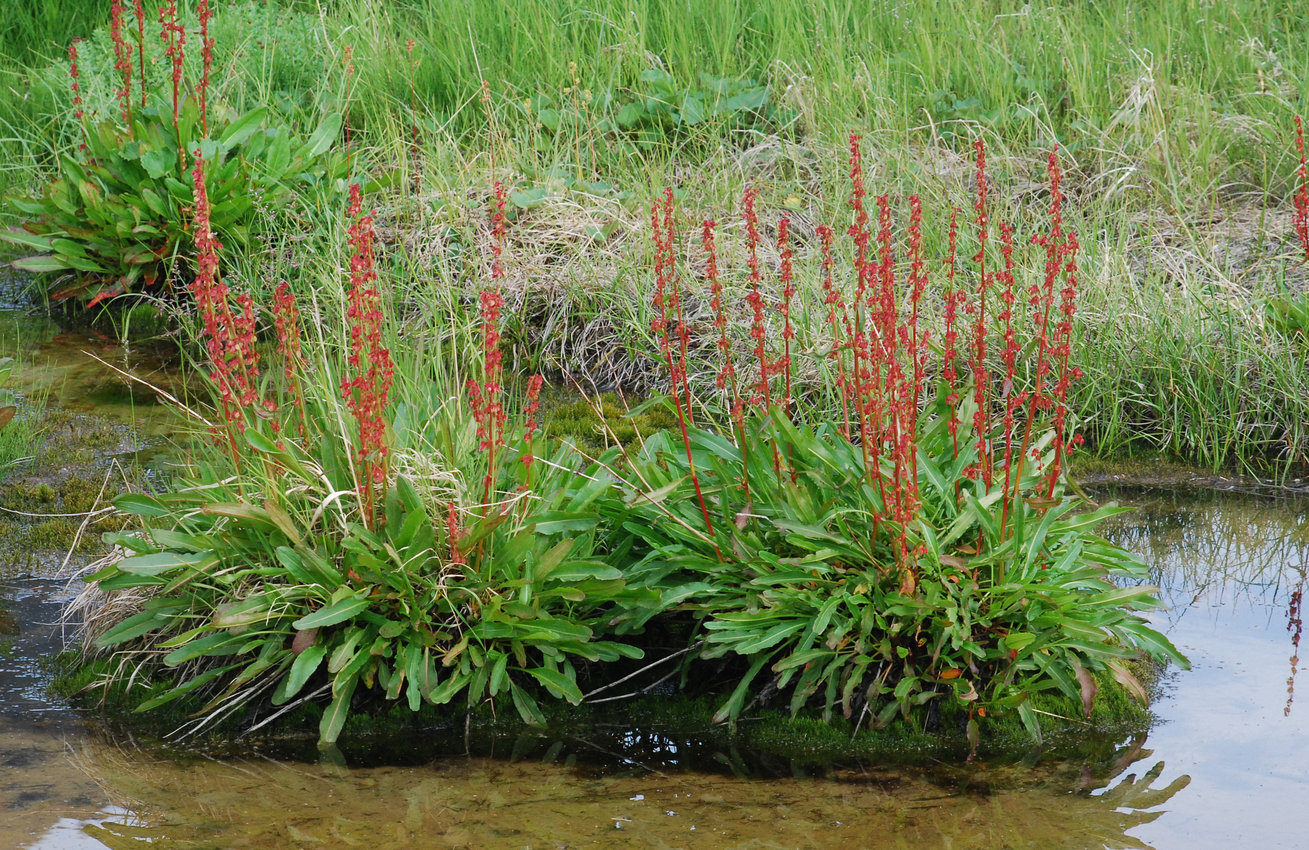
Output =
[{"x1": 0, "y1": 0, "x2": 105, "y2": 69}]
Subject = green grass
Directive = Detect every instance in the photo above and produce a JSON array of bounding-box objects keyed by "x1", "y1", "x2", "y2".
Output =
[{"x1": 0, "y1": 0, "x2": 104, "y2": 70}]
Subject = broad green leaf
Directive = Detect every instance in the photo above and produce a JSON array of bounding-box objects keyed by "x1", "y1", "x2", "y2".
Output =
[
  {"x1": 94, "y1": 607, "x2": 179, "y2": 648},
  {"x1": 319, "y1": 675, "x2": 357, "y2": 745},
  {"x1": 114, "y1": 493, "x2": 171, "y2": 517},
  {"x1": 11, "y1": 255, "x2": 69, "y2": 273},
  {"x1": 140, "y1": 148, "x2": 175, "y2": 179},
  {"x1": 219, "y1": 107, "x2": 268, "y2": 150},
  {"x1": 511, "y1": 682, "x2": 546, "y2": 725},
  {"x1": 118, "y1": 550, "x2": 218, "y2": 576},
  {"x1": 525, "y1": 666, "x2": 583, "y2": 703},
  {"x1": 163, "y1": 631, "x2": 246, "y2": 666},
  {"x1": 304, "y1": 112, "x2": 342, "y2": 157},
  {"x1": 677, "y1": 94, "x2": 705, "y2": 125},
  {"x1": 275, "y1": 643, "x2": 327, "y2": 704},
  {"x1": 0, "y1": 230, "x2": 54, "y2": 251},
  {"x1": 293, "y1": 596, "x2": 371, "y2": 630}
]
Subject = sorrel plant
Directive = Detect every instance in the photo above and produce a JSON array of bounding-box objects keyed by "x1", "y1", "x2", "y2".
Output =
[{"x1": 608, "y1": 137, "x2": 1184, "y2": 742}]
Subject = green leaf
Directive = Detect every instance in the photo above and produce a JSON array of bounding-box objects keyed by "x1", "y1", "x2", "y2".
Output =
[
  {"x1": 10, "y1": 255, "x2": 69, "y2": 273},
  {"x1": 726, "y1": 88, "x2": 769, "y2": 112},
  {"x1": 304, "y1": 113, "x2": 342, "y2": 158},
  {"x1": 615, "y1": 102, "x2": 644, "y2": 129},
  {"x1": 201, "y1": 501, "x2": 292, "y2": 537},
  {"x1": 536, "y1": 107, "x2": 561, "y2": 131},
  {"x1": 1003, "y1": 631, "x2": 1037, "y2": 652},
  {"x1": 545, "y1": 561, "x2": 623, "y2": 582},
  {"x1": 678, "y1": 94, "x2": 706, "y2": 125},
  {"x1": 0, "y1": 230, "x2": 54, "y2": 251},
  {"x1": 319, "y1": 675, "x2": 357, "y2": 746},
  {"x1": 118, "y1": 550, "x2": 218, "y2": 576},
  {"x1": 275, "y1": 643, "x2": 327, "y2": 704},
  {"x1": 220, "y1": 107, "x2": 268, "y2": 150},
  {"x1": 510, "y1": 187, "x2": 550, "y2": 209},
  {"x1": 94, "y1": 607, "x2": 179, "y2": 648},
  {"x1": 511, "y1": 682, "x2": 546, "y2": 725},
  {"x1": 141, "y1": 148, "x2": 176, "y2": 180},
  {"x1": 712, "y1": 655, "x2": 769, "y2": 724},
  {"x1": 525, "y1": 666, "x2": 583, "y2": 703},
  {"x1": 293, "y1": 596, "x2": 371, "y2": 630},
  {"x1": 163, "y1": 631, "x2": 246, "y2": 666},
  {"x1": 114, "y1": 493, "x2": 171, "y2": 517},
  {"x1": 135, "y1": 664, "x2": 240, "y2": 712}
]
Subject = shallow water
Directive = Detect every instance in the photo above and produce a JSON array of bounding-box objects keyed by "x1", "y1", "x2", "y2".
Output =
[
  {"x1": 0, "y1": 280, "x2": 182, "y2": 442},
  {"x1": 0, "y1": 485, "x2": 1304, "y2": 849}
]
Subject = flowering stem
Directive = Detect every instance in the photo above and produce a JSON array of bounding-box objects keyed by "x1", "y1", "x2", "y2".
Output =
[
  {"x1": 1294, "y1": 116, "x2": 1309, "y2": 261},
  {"x1": 652, "y1": 191, "x2": 718, "y2": 552}
]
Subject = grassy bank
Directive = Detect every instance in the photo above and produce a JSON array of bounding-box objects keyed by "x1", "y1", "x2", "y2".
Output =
[{"x1": 5, "y1": 0, "x2": 1305, "y2": 474}]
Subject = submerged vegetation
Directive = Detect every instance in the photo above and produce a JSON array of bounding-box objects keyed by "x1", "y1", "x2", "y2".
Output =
[{"x1": 1, "y1": 0, "x2": 1306, "y2": 755}]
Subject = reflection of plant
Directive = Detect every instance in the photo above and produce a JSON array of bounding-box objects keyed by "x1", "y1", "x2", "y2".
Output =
[{"x1": 0, "y1": 357, "x2": 42, "y2": 471}]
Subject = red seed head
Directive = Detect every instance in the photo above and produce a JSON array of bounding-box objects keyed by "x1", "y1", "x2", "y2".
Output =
[
  {"x1": 1294, "y1": 116, "x2": 1309, "y2": 261},
  {"x1": 341, "y1": 183, "x2": 393, "y2": 506}
]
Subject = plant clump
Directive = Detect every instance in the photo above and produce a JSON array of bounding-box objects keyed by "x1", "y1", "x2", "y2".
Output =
[{"x1": 0, "y1": 0, "x2": 347, "y2": 308}]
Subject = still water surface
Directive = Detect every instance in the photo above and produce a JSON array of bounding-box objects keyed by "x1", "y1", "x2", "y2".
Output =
[{"x1": 1, "y1": 485, "x2": 1303, "y2": 849}]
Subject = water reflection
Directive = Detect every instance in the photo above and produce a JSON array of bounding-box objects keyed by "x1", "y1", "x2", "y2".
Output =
[
  {"x1": 31, "y1": 733, "x2": 1187, "y2": 850},
  {"x1": 1095, "y1": 486, "x2": 1309, "y2": 850}
]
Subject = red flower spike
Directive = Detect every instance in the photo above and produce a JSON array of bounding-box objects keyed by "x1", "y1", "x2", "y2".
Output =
[
  {"x1": 189, "y1": 153, "x2": 261, "y2": 462},
  {"x1": 651, "y1": 190, "x2": 717, "y2": 547},
  {"x1": 68, "y1": 41, "x2": 87, "y2": 151},
  {"x1": 199, "y1": 0, "x2": 214, "y2": 134},
  {"x1": 446, "y1": 503, "x2": 465, "y2": 566},
  {"x1": 1044, "y1": 229, "x2": 1082, "y2": 498},
  {"x1": 109, "y1": 0, "x2": 133, "y2": 126},
  {"x1": 521, "y1": 374, "x2": 544, "y2": 485},
  {"x1": 942, "y1": 206, "x2": 962, "y2": 459},
  {"x1": 341, "y1": 183, "x2": 394, "y2": 529},
  {"x1": 907, "y1": 195, "x2": 929, "y2": 496},
  {"x1": 159, "y1": 2, "x2": 185, "y2": 129},
  {"x1": 968, "y1": 138, "x2": 993, "y2": 488},
  {"x1": 846, "y1": 134, "x2": 876, "y2": 474},
  {"x1": 1294, "y1": 116, "x2": 1309, "y2": 261},
  {"x1": 134, "y1": 0, "x2": 146, "y2": 107},
  {"x1": 273, "y1": 282, "x2": 309, "y2": 441},
  {"x1": 1008, "y1": 146, "x2": 1066, "y2": 523},
  {"x1": 742, "y1": 187, "x2": 771, "y2": 412},
  {"x1": 817, "y1": 224, "x2": 852, "y2": 438},
  {"x1": 703, "y1": 220, "x2": 737, "y2": 397},
  {"x1": 777, "y1": 215, "x2": 795, "y2": 420},
  {"x1": 471, "y1": 181, "x2": 511, "y2": 508}
]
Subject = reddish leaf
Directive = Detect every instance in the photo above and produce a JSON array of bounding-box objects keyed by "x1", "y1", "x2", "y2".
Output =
[{"x1": 291, "y1": 627, "x2": 319, "y2": 655}]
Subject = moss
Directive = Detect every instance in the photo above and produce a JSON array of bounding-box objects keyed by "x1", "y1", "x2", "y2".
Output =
[
  {"x1": 0, "y1": 481, "x2": 57, "y2": 510},
  {"x1": 0, "y1": 405, "x2": 140, "y2": 567},
  {"x1": 542, "y1": 391, "x2": 679, "y2": 456}
]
